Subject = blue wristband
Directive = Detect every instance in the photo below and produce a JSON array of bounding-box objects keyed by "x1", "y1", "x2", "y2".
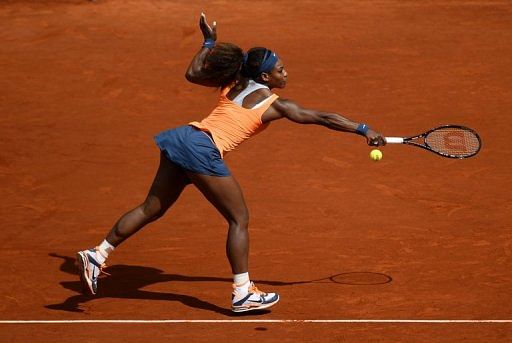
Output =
[
  {"x1": 356, "y1": 123, "x2": 369, "y2": 135},
  {"x1": 203, "y1": 38, "x2": 215, "y2": 49}
]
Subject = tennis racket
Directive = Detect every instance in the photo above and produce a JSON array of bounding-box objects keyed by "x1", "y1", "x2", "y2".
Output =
[{"x1": 385, "y1": 125, "x2": 481, "y2": 159}]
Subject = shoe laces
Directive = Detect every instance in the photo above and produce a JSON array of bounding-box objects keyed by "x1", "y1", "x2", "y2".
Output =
[
  {"x1": 248, "y1": 282, "x2": 265, "y2": 295},
  {"x1": 98, "y1": 263, "x2": 111, "y2": 277},
  {"x1": 93, "y1": 247, "x2": 111, "y2": 277}
]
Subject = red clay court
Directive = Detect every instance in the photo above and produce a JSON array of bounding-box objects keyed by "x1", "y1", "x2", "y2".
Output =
[{"x1": 1, "y1": 0, "x2": 511, "y2": 341}]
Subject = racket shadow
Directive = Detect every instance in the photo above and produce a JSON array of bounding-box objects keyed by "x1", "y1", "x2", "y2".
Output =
[{"x1": 258, "y1": 272, "x2": 392, "y2": 286}]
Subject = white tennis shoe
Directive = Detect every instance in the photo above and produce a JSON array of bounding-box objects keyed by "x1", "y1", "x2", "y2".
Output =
[
  {"x1": 231, "y1": 282, "x2": 279, "y2": 312},
  {"x1": 76, "y1": 248, "x2": 109, "y2": 295}
]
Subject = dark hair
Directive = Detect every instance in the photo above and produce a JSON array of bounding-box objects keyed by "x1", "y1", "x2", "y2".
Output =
[
  {"x1": 241, "y1": 47, "x2": 270, "y2": 80},
  {"x1": 204, "y1": 42, "x2": 244, "y2": 88}
]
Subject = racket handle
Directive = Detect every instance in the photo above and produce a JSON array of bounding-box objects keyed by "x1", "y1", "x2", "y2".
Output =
[{"x1": 385, "y1": 137, "x2": 404, "y2": 144}]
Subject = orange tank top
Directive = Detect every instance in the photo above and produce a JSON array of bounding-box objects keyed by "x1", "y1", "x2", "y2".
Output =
[{"x1": 189, "y1": 87, "x2": 279, "y2": 157}]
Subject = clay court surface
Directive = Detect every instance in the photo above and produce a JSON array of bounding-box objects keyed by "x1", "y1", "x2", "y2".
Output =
[{"x1": 1, "y1": 0, "x2": 511, "y2": 341}]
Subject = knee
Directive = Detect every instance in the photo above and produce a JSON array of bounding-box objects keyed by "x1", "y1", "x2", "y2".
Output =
[
  {"x1": 228, "y1": 209, "x2": 249, "y2": 230},
  {"x1": 141, "y1": 197, "x2": 166, "y2": 221}
]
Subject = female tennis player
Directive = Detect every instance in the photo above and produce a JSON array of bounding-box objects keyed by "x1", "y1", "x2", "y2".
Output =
[{"x1": 77, "y1": 13, "x2": 386, "y2": 313}]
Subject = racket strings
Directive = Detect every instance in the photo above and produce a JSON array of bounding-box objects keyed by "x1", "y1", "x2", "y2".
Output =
[{"x1": 425, "y1": 128, "x2": 480, "y2": 157}]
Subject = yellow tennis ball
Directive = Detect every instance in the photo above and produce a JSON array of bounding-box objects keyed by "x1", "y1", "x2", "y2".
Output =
[{"x1": 370, "y1": 149, "x2": 383, "y2": 161}]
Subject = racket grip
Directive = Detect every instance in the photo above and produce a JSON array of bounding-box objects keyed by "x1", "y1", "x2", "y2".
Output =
[{"x1": 385, "y1": 137, "x2": 404, "y2": 144}]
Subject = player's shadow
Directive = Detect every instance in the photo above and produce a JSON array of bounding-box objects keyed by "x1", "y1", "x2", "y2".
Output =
[
  {"x1": 45, "y1": 253, "x2": 392, "y2": 316},
  {"x1": 46, "y1": 253, "x2": 277, "y2": 316}
]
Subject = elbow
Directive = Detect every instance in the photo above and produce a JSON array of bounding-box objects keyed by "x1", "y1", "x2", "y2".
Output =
[
  {"x1": 185, "y1": 70, "x2": 197, "y2": 83},
  {"x1": 184, "y1": 71, "x2": 217, "y2": 87},
  {"x1": 317, "y1": 113, "x2": 331, "y2": 126},
  {"x1": 185, "y1": 64, "x2": 204, "y2": 83}
]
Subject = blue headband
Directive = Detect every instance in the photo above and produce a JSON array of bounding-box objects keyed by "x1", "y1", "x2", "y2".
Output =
[{"x1": 259, "y1": 50, "x2": 279, "y2": 74}]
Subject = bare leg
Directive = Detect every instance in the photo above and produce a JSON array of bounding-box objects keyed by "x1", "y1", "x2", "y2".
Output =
[
  {"x1": 186, "y1": 172, "x2": 249, "y2": 274},
  {"x1": 106, "y1": 152, "x2": 189, "y2": 247}
]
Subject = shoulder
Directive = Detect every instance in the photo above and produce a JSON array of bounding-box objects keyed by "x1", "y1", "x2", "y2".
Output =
[
  {"x1": 250, "y1": 87, "x2": 273, "y2": 101},
  {"x1": 262, "y1": 97, "x2": 292, "y2": 123},
  {"x1": 239, "y1": 88, "x2": 274, "y2": 109},
  {"x1": 271, "y1": 97, "x2": 296, "y2": 112}
]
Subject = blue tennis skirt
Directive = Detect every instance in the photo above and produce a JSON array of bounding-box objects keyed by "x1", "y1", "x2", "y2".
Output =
[{"x1": 154, "y1": 125, "x2": 231, "y2": 177}]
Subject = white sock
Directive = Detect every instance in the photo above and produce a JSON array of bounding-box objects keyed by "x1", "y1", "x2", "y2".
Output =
[
  {"x1": 233, "y1": 272, "x2": 250, "y2": 293},
  {"x1": 95, "y1": 239, "x2": 115, "y2": 264}
]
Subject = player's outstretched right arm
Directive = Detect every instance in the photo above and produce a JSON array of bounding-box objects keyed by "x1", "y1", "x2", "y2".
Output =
[{"x1": 264, "y1": 98, "x2": 386, "y2": 146}]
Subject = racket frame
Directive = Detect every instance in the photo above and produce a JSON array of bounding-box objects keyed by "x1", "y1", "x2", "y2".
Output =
[{"x1": 385, "y1": 124, "x2": 482, "y2": 159}]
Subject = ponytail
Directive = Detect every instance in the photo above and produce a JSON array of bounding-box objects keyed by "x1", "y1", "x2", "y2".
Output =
[{"x1": 203, "y1": 42, "x2": 244, "y2": 88}]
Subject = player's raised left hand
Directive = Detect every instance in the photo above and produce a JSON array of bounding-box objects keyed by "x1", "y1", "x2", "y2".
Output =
[{"x1": 199, "y1": 12, "x2": 217, "y2": 41}]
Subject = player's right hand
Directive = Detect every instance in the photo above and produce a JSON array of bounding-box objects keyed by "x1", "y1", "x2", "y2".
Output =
[{"x1": 366, "y1": 129, "x2": 386, "y2": 146}]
